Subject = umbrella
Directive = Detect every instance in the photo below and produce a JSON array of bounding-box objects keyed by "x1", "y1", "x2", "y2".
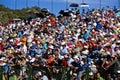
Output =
[
  {"x1": 59, "y1": 10, "x2": 71, "y2": 16},
  {"x1": 70, "y1": 3, "x2": 79, "y2": 7},
  {"x1": 80, "y1": 3, "x2": 89, "y2": 7},
  {"x1": 41, "y1": 8, "x2": 49, "y2": 12},
  {"x1": 59, "y1": 10, "x2": 64, "y2": 14}
]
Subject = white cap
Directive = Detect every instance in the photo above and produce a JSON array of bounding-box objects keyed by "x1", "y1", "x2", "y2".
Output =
[
  {"x1": 117, "y1": 70, "x2": 120, "y2": 74},
  {"x1": 60, "y1": 56, "x2": 64, "y2": 59},
  {"x1": 0, "y1": 38, "x2": 2, "y2": 41},
  {"x1": 49, "y1": 36, "x2": 53, "y2": 39},
  {"x1": 82, "y1": 50, "x2": 89, "y2": 55},
  {"x1": 91, "y1": 38, "x2": 95, "y2": 41},
  {"x1": 89, "y1": 72, "x2": 94, "y2": 75},
  {"x1": 11, "y1": 70, "x2": 15, "y2": 74},
  {"x1": 84, "y1": 46, "x2": 88, "y2": 48},
  {"x1": 79, "y1": 39, "x2": 82, "y2": 42},
  {"x1": 38, "y1": 36, "x2": 40, "y2": 39},
  {"x1": 61, "y1": 41, "x2": 66, "y2": 45},
  {"x1": 32, "y1": 41, "x2": 36, "y2": 44},
  {"x1": 64, "y1": 55, "x2": 68, "y2": 58},
  {"x1": 37, "y1": 71, "x2": 42, "y2": 76},
  {"x1": 10, "y1": 39, "x2": 13, "y2": 42},
  {"x1": 73, "y1": 73, "x2": 77, "y2": 76},
  {"x1": 93, "y1": 23, "x2": 97, "y2": 27},
  {"x1": 73, "y1": 55, "x2": 79, "y2": 60},
  {"x1": 91, "y1": 61, "x2": 94, "y2": 64},
  {"x1": 49, "y1": 45, "x2": 54, "y2": 49},
  {"x1": 117, "y1": 40, "x2": 120, "y2": 43}
]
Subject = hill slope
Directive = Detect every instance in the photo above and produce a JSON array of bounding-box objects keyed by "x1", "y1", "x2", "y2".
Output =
[{"x1": 0, "y1": 5, "x2": 40, "y2": 24}]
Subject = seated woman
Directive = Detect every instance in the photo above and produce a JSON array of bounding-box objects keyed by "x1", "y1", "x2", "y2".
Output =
[{"x1": 101, "y1": 55, "x2": 113, "y2": 79}]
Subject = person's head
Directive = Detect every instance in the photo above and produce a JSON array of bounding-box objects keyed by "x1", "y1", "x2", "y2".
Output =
[
  {"x1": 117, "y1": 71, "x2": 120, "y2": 79},
  {"x1": 89, "y1": 72, "x2": 94, "y2": 79},
  {"x1": 10, "y1": 70, "x2": 15, "y2": 76},
  {"x1": 73, "y1": 56, "x2": 79, "y2": 62},
  {"x1": 32, "y1": 41, "x2": 36, "y2": 45},
  {"x1": 68, "y1": 54, "x2": 72, "y2": 59},
  {"x1": 96, "y1": 72, "x2": 101, "y2": 79},
  {"x1": 107, "y1": 74, "x2": 112, "y2": 79},
  {"x1": 117, "y1": 74, "x2": 120, "y2": 80},
  {"x1": 37, "y1": 44, "x2": 41, "y2": 49}
]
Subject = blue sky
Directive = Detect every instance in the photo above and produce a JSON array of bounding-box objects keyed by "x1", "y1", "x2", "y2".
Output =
[{"x1": 0, "y1": 0, "x2": 119, "y2": 15}]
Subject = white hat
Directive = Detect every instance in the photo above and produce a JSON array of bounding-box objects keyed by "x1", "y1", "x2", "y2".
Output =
[
  {"x1": 61, "y1": 41, "x2": 66, "y2": 45},
  {"x1": 37, "y1": 71, "x2": 42, "y2": 76},
  {"x1": 89, "y1": 72, "x2": 94, "y2": 75},
  {"x1": 93, "y1": 23, "x2": 97, "y2": 27},
  {"x1": 49, "y1": 36, "x2": 53, "y2": 39},
  {"x1": 117, "y1": 70, "x2": 120, "y2": 74},
  {"x1": 32, "y1": 41, "x2": 36, "y2": 44},
  {"x1": 0, "y1": 38, "x2": 2, "y2": 41},
  {"x1": 106, "y1": 51, "x2": 110, "y2": 55},
  {"x1": 73, "y1": 73, "x2": 77, "y2": 76},
  {"x1": 73, "y1": 55, "x2": 79, "y2": 60},
  {"x1": 60, "y1": 56, "x2": 64, "y2": 59},
  {"x1": 82, "y1": 50, "x2": 89, "y2": 55},
  {"x1": 117, "y1": 40, "x2": 120, "y2": 43},
  {"x1": 0, "y1": 58, "x2": 4, "y2": 61},
  {"x1": 91, "y1": 38, "x2": 95, "y2": 41},
  {"x1": 64, "y1": 55, "x2": 68, "y2": 58},
  {"x1": 10, "y1": 39, "x2": 13, "y2": 42},
  {"x1": 28, "y1": 55, "x2": 31, "y2": 59},
  {"x1": 79, "y1": 39, "x2": 82, "y2": 42},
  {"x1": 84, "y1": 46, "x2": 88, "y2": 49},
  {"x1": 38, "y1": 36, "x2": 40, "y2": 39},
  {"x1": 11, "y1": 70, "x2": 15, "y2": 74},
  {"x1": 49, "y1": 45, "x2": 54, "y2": 49}
]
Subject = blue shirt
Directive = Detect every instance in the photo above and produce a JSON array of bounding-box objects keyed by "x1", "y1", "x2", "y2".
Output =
[
  {"x1": 82, "y1": 63, "x2": 89, "y2": 70},
  {"x1": 35, "y1": 48, "x2": 42, "y2": 57},
  {"x1": 71, "y1": 61, "x2": 83, "y2": 71},
  {"x1": 61, "y1": 47, "x2": 68, "y2": 54},
  {"x1": 96, "y1": 23, "x2": 102, "y2": 29},
  {"x1": 18, "y1": 31, "x2": 23, "y2": 37},
  {"x1": 83, "y1": 31, "x2": 90, "y2": 40},
  {"x1": 29, "y1": 45, "x2": 36, "y2": 56}
]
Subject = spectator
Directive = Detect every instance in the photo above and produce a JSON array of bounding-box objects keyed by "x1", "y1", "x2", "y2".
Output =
[
  {"x1": 9, "y1": 70, "x2": 17, "y2": 80},
  {"x1": 0, "y1": 6, "x2": 120, "y2": 80},
  {"x1": 88, "y1": 72, "x2": 95, "y2": 80},
  {"x1": 96, "y1": 72, "x2": 104, "y2": 80}
]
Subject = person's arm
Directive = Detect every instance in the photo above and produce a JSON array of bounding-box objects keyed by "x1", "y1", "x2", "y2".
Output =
[
  {"x1": 31, "y1": 62, "x2": 39, "y2": 67},
  {"x1": 110, "y1": 59, "x2": 117, "y2": 66},
  {"x1": 53, "y1": 60, "x2": 58, "y2": 64},
  {"x1": 35, "y1": 49, "x2": 41, "y2": 54},
  {"x1": 101, "y1": 60, "x2": 106, "y2": 70}
]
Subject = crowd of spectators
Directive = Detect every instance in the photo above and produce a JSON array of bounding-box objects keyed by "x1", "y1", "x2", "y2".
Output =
[{"x1": 0, "y1": 6, "x2": 120, "y2": 80}]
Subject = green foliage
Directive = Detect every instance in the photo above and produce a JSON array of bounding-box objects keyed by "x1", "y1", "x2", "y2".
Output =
[{"x1": 0, "y1": 5, "x2": 40, "y2": 24}]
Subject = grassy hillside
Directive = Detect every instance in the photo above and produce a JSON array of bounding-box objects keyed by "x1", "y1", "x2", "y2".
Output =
[{"x1": 0, "y1": 5, "x2": 40, "y2": 24}]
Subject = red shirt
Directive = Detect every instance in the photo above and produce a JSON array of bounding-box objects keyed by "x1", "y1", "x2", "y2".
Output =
[
  {"x1": 49, "y1": 16, "x2": 55, "y2": 25},
  {"x1": 62, "y1": 59, "x2": 67, "y2": 67},
  {"x1": 0, "y1": 46, "x2": 4, "y2": 51}
]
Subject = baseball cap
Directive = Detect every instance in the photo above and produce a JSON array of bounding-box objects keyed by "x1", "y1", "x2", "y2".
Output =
[
  {"x1": 89, "y1": 72, "x2": 94, "y2": 76},
  {"x1": 117, "y1": 70, "x2": 120, "y2": 74}
]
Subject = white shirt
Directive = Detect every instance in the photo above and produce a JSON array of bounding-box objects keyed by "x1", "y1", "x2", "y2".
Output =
[
  {"x1": 67, "y1": 58, "x2": 74, "y2": 66},
  {"x1": 41, "y1": 75, "x2": 49, "y2": 80}
]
